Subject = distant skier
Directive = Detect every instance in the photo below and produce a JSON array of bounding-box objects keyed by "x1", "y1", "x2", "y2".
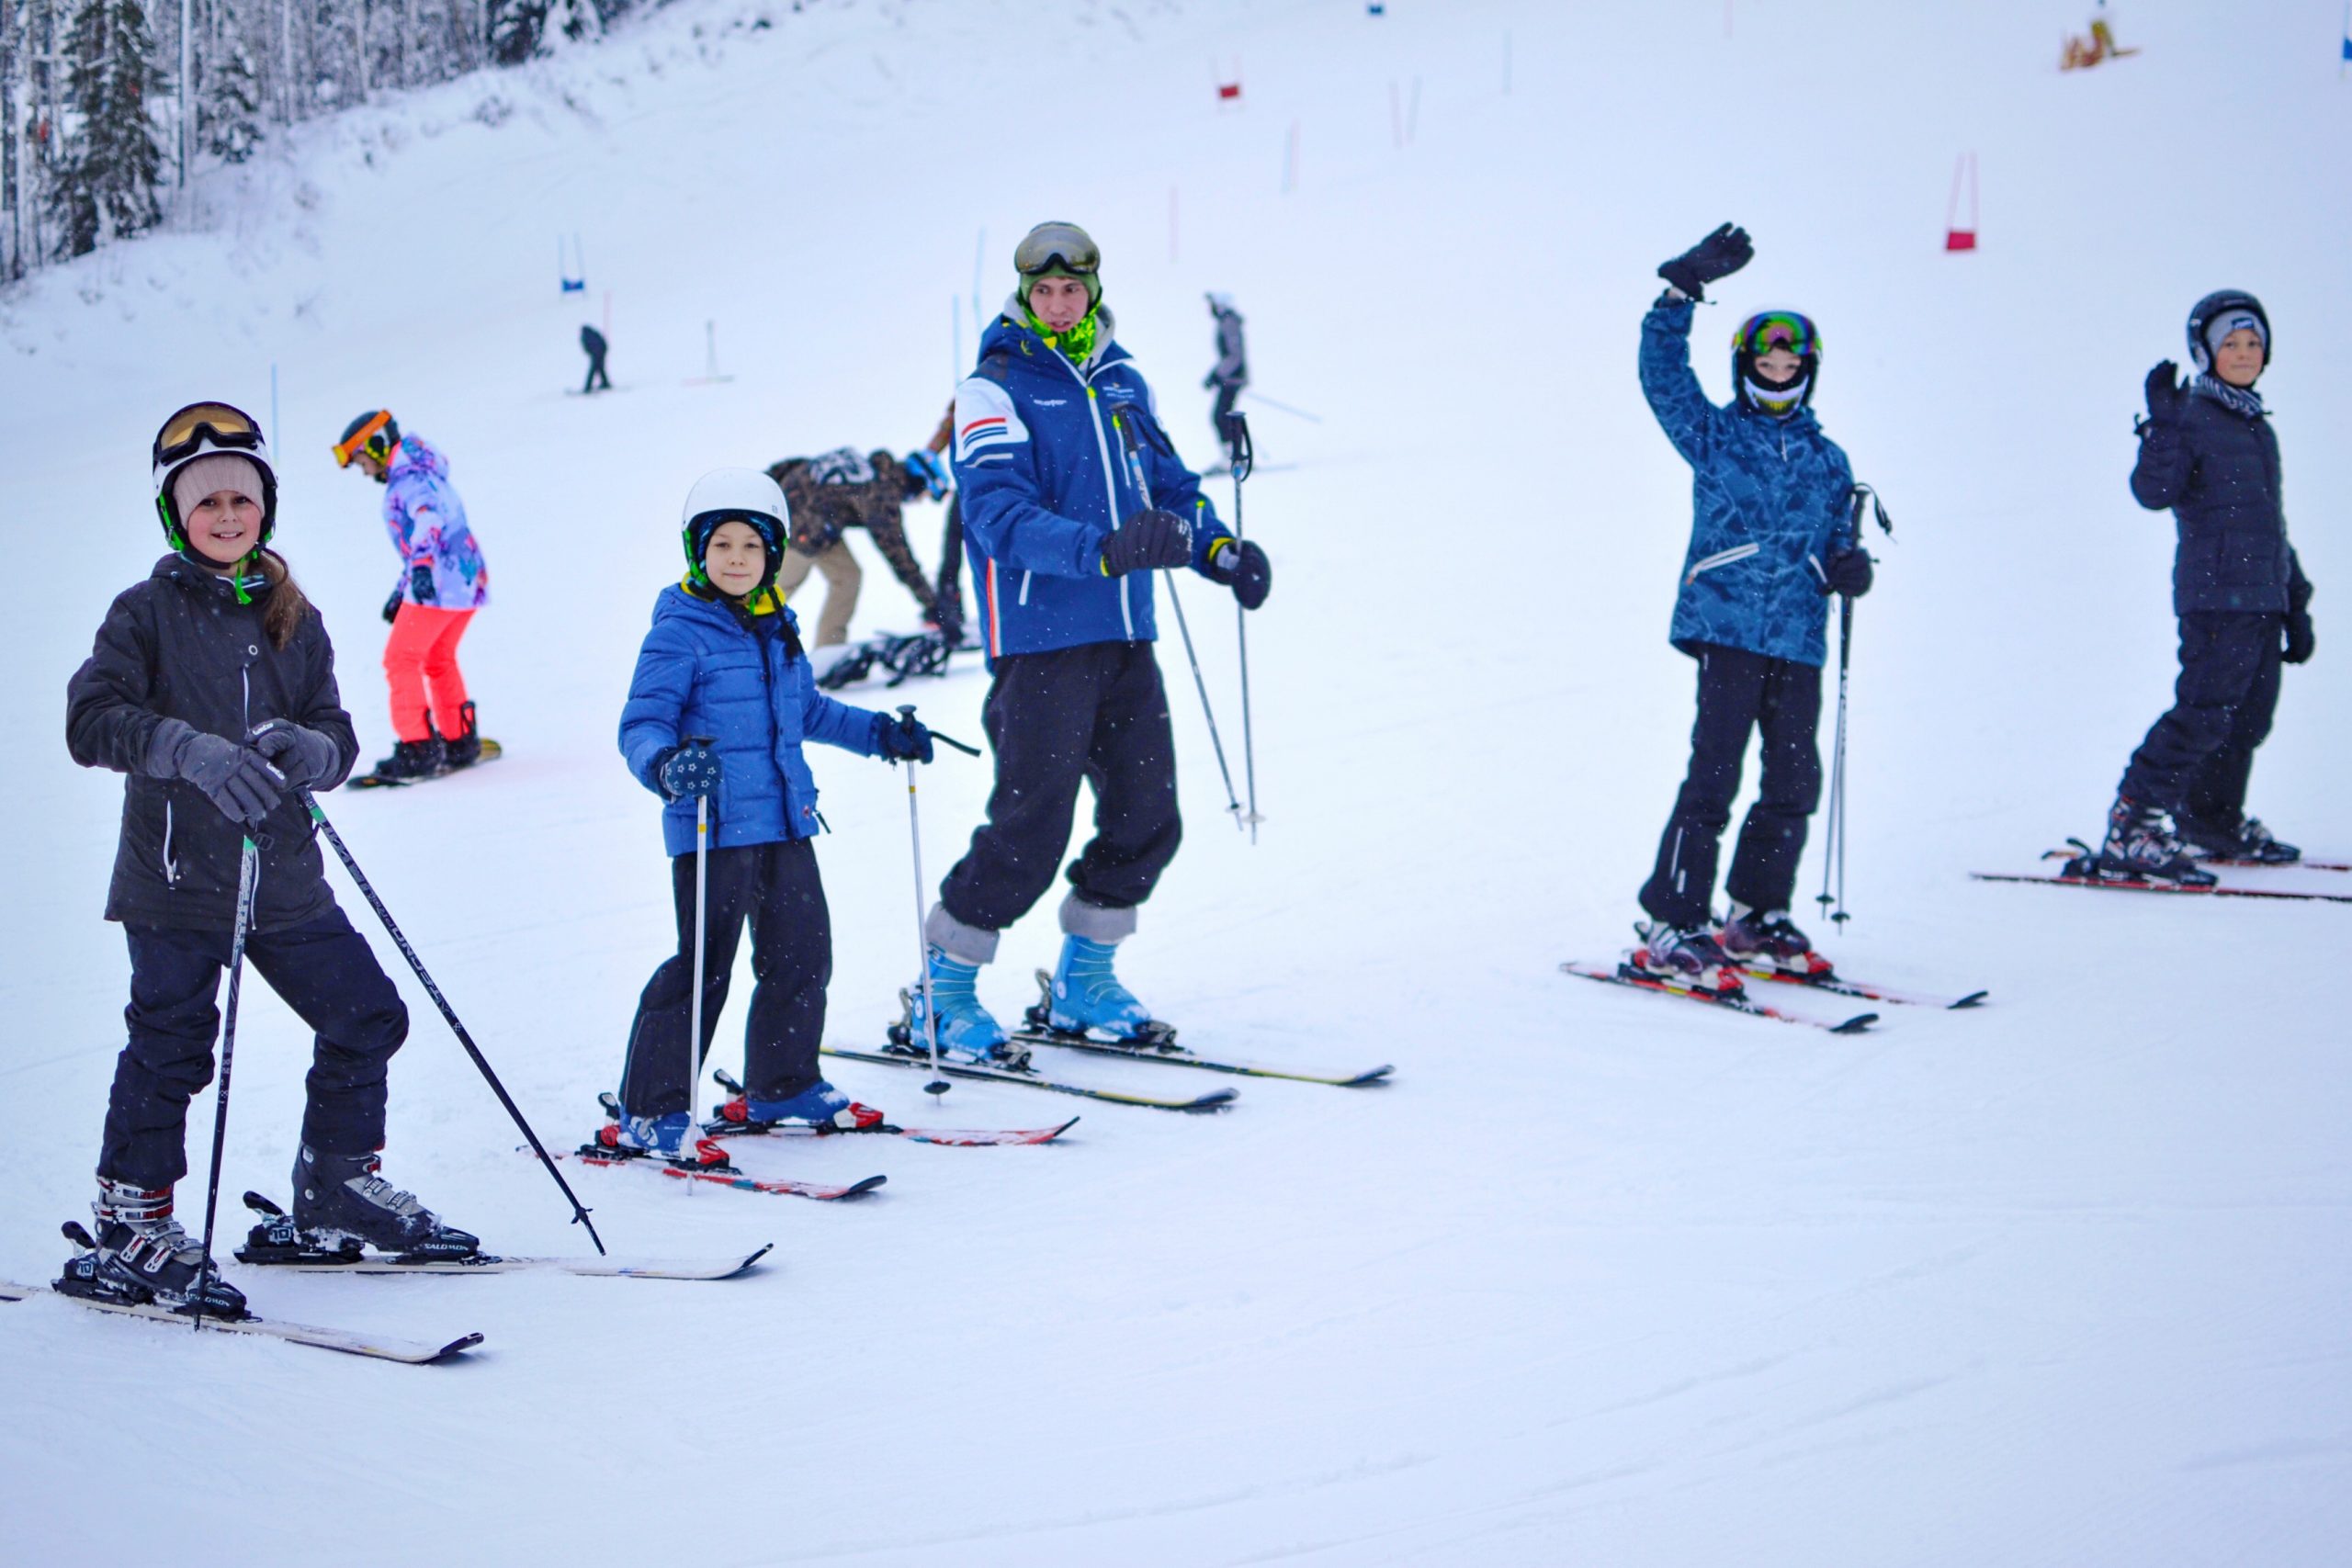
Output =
[
  {"x1": 1204, "y1": 292, "x2": 1248, "y2": 468},
  {"x1": 334, "y1": 411, "x2": 492, "y2": 784},
  {"x1": 921, "y1": 400, "x2": 971, "y2": 648},
  {"x1": 1628, "y1": 224, "x2": 1872, "y2": 997},
  {"x1": 763, "y1": 444, "x2": 952, "y2": 658},
  {"x1": 580, "y1": 324, "x2": 612, "y2": 394},
  {"x1": 596, "y1": 468, "x2": 935, "y2": 1156},
  {"x1": 60, "y1": 401, "x2": 477, "y2": 1314},
  {"x1": 908, "y1": 220, "x2": 1273, "y2": 1064},
  {"x1": 2097, "y1": 291, "x2": 2313, "y2": 883}
]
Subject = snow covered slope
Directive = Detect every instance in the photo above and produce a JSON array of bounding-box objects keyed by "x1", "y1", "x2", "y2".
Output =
[{"x1": 3, "y1": 1, "x2": 2347, "y2": 1562}]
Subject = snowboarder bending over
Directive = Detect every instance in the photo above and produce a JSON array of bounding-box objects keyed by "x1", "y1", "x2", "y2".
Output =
[
  {"x1": 1204, "y1": 292, "x2": 1248, "y2": 469},
  {"x1": 907, "y1": 220, "x2": 1273, "y2": 1065},
  {"x1": 1629, "y1": 224, "x2": 1873, "y2": 997},
  {"x1": 333, "y1": 411, "x2": 492, "y2": 784},
  {"x1": 60, "y1": 402, "x2": 477, "y2": 1315},
  {"x1": 2098, "y1": 291, "x2": 2312, "y2": 884},
  {"x1": 580, "y1": 324, "x2": 612, "y2": 394},
  {"x1": 600, "y1": 468, "x2": 936, "y2": 1156},
  {"x1": 763, "y1": 445, "x2": 953, "y2": 660}
]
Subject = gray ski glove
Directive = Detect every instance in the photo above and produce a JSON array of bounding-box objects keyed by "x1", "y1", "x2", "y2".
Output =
[
  {"x1": 150, "y1": 720, "x2": 284, "y2": 826},
  {"x1": 252, "y1": 720, "x2": 342, "y2": 789}
]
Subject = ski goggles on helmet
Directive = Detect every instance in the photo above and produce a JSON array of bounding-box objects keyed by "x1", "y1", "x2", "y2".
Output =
[
  {"x1": 332, "y1": 411, "x2": 397, "y2": 468},
  {"x1": 1734, "y1": 310, "x2": 1818, "y2": 358},
  {"x1": 1014, "y1": 222, "x2": 1100, "y2": 279},
  {"x1": 153, "y1": 402, "x2": 266, "y2": 471}
]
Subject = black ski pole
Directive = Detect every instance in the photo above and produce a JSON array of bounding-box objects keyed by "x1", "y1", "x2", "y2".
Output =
[
  {"x1": 189, "y1": 835, "x2": 259, "y2": 1331},
  {"x1": 299, "y1": 788, "x2": 605, "y2": 1253},
  {"x1": 1228, "y1": 412, "x2": 1263, "y2": 843},
  {"x1": 1108, "y1": 408, "x2": 1247, "y2": 828}
]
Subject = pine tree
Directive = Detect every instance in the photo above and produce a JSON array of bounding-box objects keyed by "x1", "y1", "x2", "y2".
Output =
[
  {"x1": 486, "y1": 0, "x2": 540, "y2": 65},
  {"x1": 198, "y1": 0, "x2": 259, "y2": 161},
  {"x1": 47, "y1": 0, "x2": 162, "y2": 256}
]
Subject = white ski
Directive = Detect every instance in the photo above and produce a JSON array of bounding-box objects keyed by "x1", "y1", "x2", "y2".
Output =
[{"x1": 0, "y1": 1279, "x2": 483, "y2": 1364}]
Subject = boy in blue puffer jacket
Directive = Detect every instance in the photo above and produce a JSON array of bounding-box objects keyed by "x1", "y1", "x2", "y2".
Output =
[
  {"x1": 1629, "y1": 224, "x2": 1873, "y2": 996},
  {"x1": 600, "y1": 468, "x2": 935, "y2": 1156}
]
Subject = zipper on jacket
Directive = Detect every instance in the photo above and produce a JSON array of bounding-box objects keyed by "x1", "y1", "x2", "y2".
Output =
[
  {"x1": 1065, "y1": 365, "x2": 1138, "y2": 641},
  {"x1": 162, "y1": 799, "x2": 179, "y2": 887},
  {"x1": 1685, "y1": 542, "x2": 1760, "y2": 584}
]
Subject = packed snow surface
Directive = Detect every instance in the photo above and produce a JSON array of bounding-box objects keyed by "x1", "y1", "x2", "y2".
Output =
[{"x1": 3, "y1": 1, "x2": 2348, "y2": 1562}]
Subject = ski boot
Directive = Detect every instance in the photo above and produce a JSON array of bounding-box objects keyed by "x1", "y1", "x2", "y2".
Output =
[
  {"x1": 290, "y1": 1147, "x2": 479, "y2": 1259},
  {"x1": 718, "y1": 1078, "x2": 886, "y2": 1133},
  {"x1": 1629, "y1": 919, "x2": 1743, "y2": 997},
  {"x1": 364, "y1": 733, "x2": 447, "y2": 784},
  {"x1": 895, "y1": 951, "x2": 1026, "y2": 1069},
  {"x1": 2094, "y1": 795, "x2": 2216, "y2": 886},
  {"x1": 1036, "y1": 934, "x2": 1168, "y2": 1043},
  {"x1": 442, "y1": 702, "x2": 484, "y2": 770},
  {"x1": 55, "y1": 1178, "x2": 248, "y2": 1316},
  {"x1": 1717, "y1": 905, "x2": 1833, "y2": 979},
  {"x1": 597, "y1": 1106, "x2": 692, "y2": 1157},
  {"x1": 2176, "y1": 812, "x2": 2301, "y2": 864}
]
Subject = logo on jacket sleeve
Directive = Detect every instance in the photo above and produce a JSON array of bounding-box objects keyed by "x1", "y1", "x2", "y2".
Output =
[{"x1": 954, "y1": 379, "x2": 1028, "y2": 466}]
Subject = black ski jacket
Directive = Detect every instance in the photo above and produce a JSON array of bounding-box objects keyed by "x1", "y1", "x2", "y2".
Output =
[
  {"x1": 2131, "y1": 392, "x2": 2309, "y2": 615},
  {"x1": 66, "y1": 554, "x2": 360, "y2": 934}
]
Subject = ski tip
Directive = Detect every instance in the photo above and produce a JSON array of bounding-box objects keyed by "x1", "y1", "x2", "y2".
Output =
[
  {"x1": 1831, "y1": 1012, "x2": 1881, "y2": 1034},
  {"x1": 842, "y1": 1175, "x2": 888, "y2": 1198},
  {"x1": 433, "y1": 1332, "x2": 487, "y2": 1361},
  {"x1": 1185, "y1": 1089, "x2": 1242, "y2": 1111},
  {"x1": 738, "y1": 1243, "x2": 776, "y2": 1272},
  {"x1": 1949, "y1": 991, "x2": 1990, "y2": 1010},
  {"x1": 1341, "y1": 1066, "x2": 1396, "y2": 1086}
]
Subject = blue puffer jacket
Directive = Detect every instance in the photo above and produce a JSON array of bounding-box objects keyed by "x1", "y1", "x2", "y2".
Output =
[
  {"x1": 951, "y1": 303, "x2": 1234, "y2": 662},
  {"x1": 1640, "y1": 297, "x2": 1856, "y2": 667},
  {"x1": 618, "y1": 583, "x2": 886, "y2": 856}
]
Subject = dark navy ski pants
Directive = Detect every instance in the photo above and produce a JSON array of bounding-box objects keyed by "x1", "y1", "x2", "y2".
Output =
[{"x1": 2119, "y1": 611, "x2": 2283, "y2": 826}]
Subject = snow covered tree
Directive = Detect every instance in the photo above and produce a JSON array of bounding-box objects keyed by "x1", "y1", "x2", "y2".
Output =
[
  {"x1": 46, "y1": 0, "x2": 163, "y2": 257},
  {"x1": 486, "y1": 0, "x2": 539, "y2": 64},
  {"x1": 198, "y1": 0, "x2": 260, "y2": 162}
]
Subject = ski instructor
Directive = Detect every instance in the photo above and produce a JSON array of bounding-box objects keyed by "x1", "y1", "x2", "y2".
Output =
[{"x1": 907, "y1": 220, "x2": 1273, "y2": 1063}]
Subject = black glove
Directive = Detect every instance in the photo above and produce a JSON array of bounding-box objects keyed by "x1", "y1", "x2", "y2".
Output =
[
  {"x1": 1822, "y1": 547, "x2": 1873, "y2": 598},
  {"x1": 1101, "y1": 509, "x2": 1193, "y2": 577},
  {"x1": 382, "y1": 588, "x2": 403, "y2": 625},
  {"x1": 2143, "y1": 360, "x2": 2182, "y2": 424},
  {"x1": 1204, "y1": 538, "x2": 1272, "y2": 610},
  {"x1": 655, "y1": 739, "x2": 721, "y2": 800},
  {"x1": 2284, "y1": 610, "x2": 2315, "y2": 665},
  {"x1": 1657, "y1": 222, "x2": 1753, "y2": 302},
  {"x1": 874, "y1": 711, "x2": 935, "y2": 763},
  {"x1": 160, "y1": 726, "x2": 284, "y2": 826},
  {"x1": 251, "y1": 721, "x2": 340, "y2": 790},
  {"x1": 408, "y1": 563, "x2": 436, "y2": 605}
]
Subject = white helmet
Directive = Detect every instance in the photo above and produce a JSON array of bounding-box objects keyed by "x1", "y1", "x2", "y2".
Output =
[{"x1": 679, "y1": 467, "x2": 790, "y2": 589}]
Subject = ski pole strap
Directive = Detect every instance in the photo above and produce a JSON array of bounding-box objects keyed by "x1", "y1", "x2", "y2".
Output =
[
  {"x1": 1229, "y1": 411, "x2": 1254, "y2": 482},
  {"x1": 930, "y1": 730, "x2": 982, "y2": 757}
]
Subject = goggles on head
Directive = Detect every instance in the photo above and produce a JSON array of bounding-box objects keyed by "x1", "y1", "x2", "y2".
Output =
[
  {"x1": 1014, "y1": 222, "x2": 1100, "y2": 279},
  {"x1": 332, "y1": 411, "x2": 397, "y2": 468},
  {"x1": 1735, "y1": 310, "x2": 1818, "y2": 359},
  {"x1": 154, "y1": 402, "x2": 266, "y2": 472}
]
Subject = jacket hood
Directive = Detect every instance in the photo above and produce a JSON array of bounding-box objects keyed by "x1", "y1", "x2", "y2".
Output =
[
  {"x1": 388, "y1": 434, "x2": 448, "y2": 480},
  {"x1": 989, "y1": 295, "x2": 1124, "y2": 375}
]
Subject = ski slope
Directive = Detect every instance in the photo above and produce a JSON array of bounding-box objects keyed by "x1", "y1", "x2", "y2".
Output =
[{"x1": 3, "y1": 1, "x2": 2348, "y2": 1562}]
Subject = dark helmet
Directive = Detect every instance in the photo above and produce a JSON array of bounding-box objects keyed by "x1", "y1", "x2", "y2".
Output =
[
  {"x1": 151, "y1": 401, "x2": 278, "y2": 549},
  {"x1": 332, "y1": 410, "x2": 401, "y2": 470},
  {"x1": 2186, "y1": 289, "x2": 2268, "y2": 375},
  {"x1": 1731, "y1": 309, "x2": 1820, "y2": 415}
]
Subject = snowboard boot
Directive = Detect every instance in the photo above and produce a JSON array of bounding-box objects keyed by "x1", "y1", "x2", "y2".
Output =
[
  {"x1": 442, "y1": 702, "x2": 483, "y2": 770},
  {"x1": 58, "y1": 1178, "x2": 248, "y2": 1316},
  {"x1": 1045, "y1": 934, "x2": 1159, "y2": 1040},
  {"x1": 2175, "y1": 812, "x2": 2301, "y2": 864},
  {"x1": 1717, "y1": 905, "x2": 1833, "y2": 979},
  {"x1": 1630, "y1": 919, "x2": 1743, "y2": 996},
  {"x1": 731, "y1": 1080, "x2": 885, "y2": 1133},
  {"x1": 902, "y1": 950, "x2": 1024, "y2": 1069},
  {"x1": 290, "y1": 1147, "x2": 479, "y2": 1258},
  {"x1": 366, "y1": 734, "x2": 447, "y2": 784},
  {"x1": 2097, "y1": 795, "x2": 2217, "y2": 886}
]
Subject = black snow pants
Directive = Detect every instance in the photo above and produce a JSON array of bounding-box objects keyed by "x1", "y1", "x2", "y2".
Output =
[
  {"x1": 99, "y1": 908, "x2": 409, "y2": 1190},
  {"x1": 1210, "y1": 383, "x2": 1242, "y2": 460},
  {"x1": 939, "y1": 640, "x2": 1182, "y2": 933},
  {"x1": 619, "y1": 837, "x2": 831, "y2": 1119},
  {"x1": 1639, "y1": 643, "x2": 1824, "y2": 931},
  {"x1": 2118, "y1": 611, "x2": 2284, "y2": 826}
]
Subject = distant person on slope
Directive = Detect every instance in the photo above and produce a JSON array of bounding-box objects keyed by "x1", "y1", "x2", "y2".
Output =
[
  {"x1": 334, "y1": 411, "x2": 492, "y2": 784},
  {"x1": 580, "y1": 324, "x2": 612, "y2": 394},
  {"x1": 595, "y1": 468, "x2": 934, "y2": 1157},
  {"x1": 59, "y1": 402, "x2": 477, "y2": 1315},
  {"x1": 906, "y1": 220, "x2": 1272, "y2": 1065},
  {"x1": 763, "y1": 444, "x2": 952, "y2": 662},
  {"x1": 2096, "y1": 291, "x2": 2312, "y2": 885},
  {"x1": 1628, "y1": 223, "x2": 1871, "y2": 998},
  {"x1": 1204, "y1": 292, "x2": 1248, "y2": 469}
]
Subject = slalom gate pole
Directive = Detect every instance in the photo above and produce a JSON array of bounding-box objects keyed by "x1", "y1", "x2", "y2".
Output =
[
  {"x1": 897, "y1": 705, "x2": 950, "y2": 1098},
  {"x1": 1108, "y1": 409, "x2": 1246, "y2": 828},
  {"x1": 687, "y1": 786, "x2": 710, "y2": 1174},
  {"x1": 1228, "y1": 412, "x2": 1263, "y2": 842},
  {"x1": 189, "y1": 835, "x2": 258, "y2": 1331},
  {"x1": 300, "y1": 790, "x2": 605, "y2": 1254}
]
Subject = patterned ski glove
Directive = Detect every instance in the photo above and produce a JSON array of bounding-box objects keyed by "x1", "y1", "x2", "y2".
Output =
[
  {"x1": 1204, "y1": 538, "x2": 1272, "y2": 610},
  {"x1": 409, "y1": 563, "x2": 436, "y2": 604},
  {"x1": 655, "y1": 739, "x2": 722, "y2": 800}
]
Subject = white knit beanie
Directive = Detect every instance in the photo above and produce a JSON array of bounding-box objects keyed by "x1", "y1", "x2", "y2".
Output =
[{"x1": 172, "y1": 454, "x2": 266, "y2": 521}]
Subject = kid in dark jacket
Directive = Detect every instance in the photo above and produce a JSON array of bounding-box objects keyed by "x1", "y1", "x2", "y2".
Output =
[
  {"x1": 62, "y1": 403, "x2": 476, "y2": 1315},
  {"x1": 2100, "y1": 291, "x2": 2313, "y2": 883},
  {"x1": 1629, "y1": 225, "x2": 1873, "y2": 997},
  {"x1": 600, "y1": 468, "x2": 934, "y2": 1156}
]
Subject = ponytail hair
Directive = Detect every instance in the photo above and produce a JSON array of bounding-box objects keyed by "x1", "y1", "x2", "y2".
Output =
[{"x1": 255, "y1": 548, "x2": 312, "y2": 649}]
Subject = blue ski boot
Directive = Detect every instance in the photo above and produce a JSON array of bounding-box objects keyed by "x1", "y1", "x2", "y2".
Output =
[
  {"x1": 1046, "y1": 934, "x2": 1159, "y2": 1039},
  {"x1": 734, "y1": 1080, "x2": 885, "y2": 1133},
  {"x1": 599, "y1": 1108, "x2": 692, "y2": 1157},
  {"x1": 900, "y1": 950, "x2": 1025, "y2": 1069}
]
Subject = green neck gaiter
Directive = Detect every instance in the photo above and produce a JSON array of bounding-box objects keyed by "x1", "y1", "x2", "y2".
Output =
[{"x1": 1026, "y1": 304, "x2": 1100, "y2": 366}]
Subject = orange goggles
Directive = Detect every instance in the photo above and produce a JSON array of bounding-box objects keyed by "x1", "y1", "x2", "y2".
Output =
[{"x1": 332, "y1": 411, "x2": 395, "y2": 468}]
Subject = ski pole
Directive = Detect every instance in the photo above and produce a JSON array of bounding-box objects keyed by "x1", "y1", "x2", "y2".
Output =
[
  {"x1": 1815, "y1": 593, "x2": 1852, "y2": 927},
  {"x1": 298, "y1": 788, "x2": 605, "y2": 1254},
  {"x1": 1107, "y1": 408, "x2": 1246, "y2": 829},
  {"x1": 1228, "y1": 412, "x2": 1262, "y2": 843},
  {"x1": 897, "y1": 705, "x2": 950, "y2": 1098},
  {"x1": 687, "y1": 760, "x2": 711, "y2": 1170},
  {"x1": 189, "y1": 834, "x2": 259, "y2": 1331}
]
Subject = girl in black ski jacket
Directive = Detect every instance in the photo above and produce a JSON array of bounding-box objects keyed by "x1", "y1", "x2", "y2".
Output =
[{"x1": 57, "y1": 403, "x2": 475, "y2": 1317}]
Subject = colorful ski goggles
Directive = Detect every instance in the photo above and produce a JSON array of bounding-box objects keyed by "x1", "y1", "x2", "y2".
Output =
[
  {"x1": 1734, "y1": 310, "x2": 1819, "y2": 359},
  {"x1": 153, "y1": 401, "x2": 266, "y2": 471},
  {"x1": 332, "y1": 410, "x2": 397, "y2": 468},
  {"x1": 1014, "y1": 221, "x2": 1100, "y2": 278}
]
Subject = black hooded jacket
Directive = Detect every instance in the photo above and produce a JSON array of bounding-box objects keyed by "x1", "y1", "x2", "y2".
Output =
[
  {"x1": 66, "y1": 554, "x2": 360, "y2": 933},
  {"x1": 2131, "y1": 391, "x2": 2310, "y2": 615}
]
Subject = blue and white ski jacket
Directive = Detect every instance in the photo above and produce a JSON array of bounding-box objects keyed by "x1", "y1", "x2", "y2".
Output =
[
  {"x1": 1640, "y1": 297, "x2": 1855, "y2": 668},
  {"x1": 951, "y1": 302, "x2": 1233, "y2": 662}
]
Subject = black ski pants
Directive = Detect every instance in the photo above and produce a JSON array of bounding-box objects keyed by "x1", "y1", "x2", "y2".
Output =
[
  {"x1": 619, "y1": 837, "x2": 831, "y2": 1119},
  {"x1": 1210, "y1": 383, "x2": 1242, "y2": 459},
  {"x1": 99, "y1": 908, "x2": 408, "y2": 1190},
  {"x1": 1639, "y1": 643, "x2": 1824, "y2": 931},
  {"x1": 940, "y1": 640, "x2": 1182, "y2": 932},
  {"x1": 582, "y1": 349, "x2": 611, "y2": 394},
  {"x1": 2119, "y1": 611, "x2": 2283, "y2": 825}
]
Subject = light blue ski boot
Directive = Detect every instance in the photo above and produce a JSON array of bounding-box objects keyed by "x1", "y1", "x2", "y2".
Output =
[
  {"x1": 600, "y1": 1108, "x2": 691, "y2": 1157},
  {"x1": 1045, "y1": 934, "x2": 1159, "y2": 1040},
  {"x1": 899, "y1": 950, "x2": 1025, "y2": 1069}
]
